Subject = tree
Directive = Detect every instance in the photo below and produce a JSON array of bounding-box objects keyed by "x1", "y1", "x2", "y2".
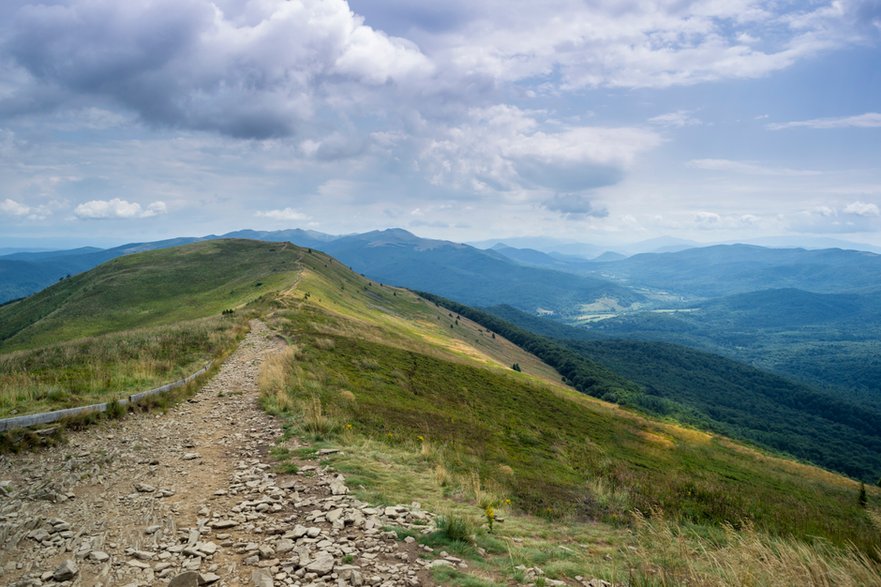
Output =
[
  {"x1": 511, "y1": 363, "x2": 521, "y2": 372},
  {"x1": 859, "y1": 482, "x2": 868, "y2": 507}
]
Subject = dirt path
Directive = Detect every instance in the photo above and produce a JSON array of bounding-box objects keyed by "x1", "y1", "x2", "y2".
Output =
[{"x1": 0, "y1": 321, "x2": 437, "y2": 587}]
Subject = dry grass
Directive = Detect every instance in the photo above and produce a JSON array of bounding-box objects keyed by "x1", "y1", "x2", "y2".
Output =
[
  {"x1": 258, "y1": 346, "x2": 299, "y2": 413},
  {"x1": 631, "y1": 511, "x2": 881, "y2": 587},
  {"x1": 0, "y1": 317, "x2": 243, "y2": 417}
]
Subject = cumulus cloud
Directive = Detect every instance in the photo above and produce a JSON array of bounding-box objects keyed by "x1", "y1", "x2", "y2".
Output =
[
  {"x1": 843, "y1": 201, "x2": 881, "y2": 216},
  {"x1": 767, "y1": 112, "x2": 881, "y2": 130},
  {"x1": 358, "y1": 0, "x2": 866, "y2": 90},
  {"x1": 74, "y1": 198, "x2": 166, "y2": 219},
  {"x1": 421, "y1": 105, "x2": 660, "y2": 197},
  {"x1": 0, "y1": 197, "x2": 54, "y2": 220},
  {"x1": 3, "y1": 0, "x2": 431, "y2": 138},
  {"x1": 0, "y1": 198, "x2": 30, "y2": 217},
  {"x1": 789, "y1": 201, "x2": 881, "y2": 233},
  {"x1": 255, "y1": 207, "x2": 310, "y2": 221}
]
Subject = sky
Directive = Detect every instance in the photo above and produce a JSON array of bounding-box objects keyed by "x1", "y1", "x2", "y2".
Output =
[{"x1": 0, "y1": 0, "x2": 880, "y2": 249}]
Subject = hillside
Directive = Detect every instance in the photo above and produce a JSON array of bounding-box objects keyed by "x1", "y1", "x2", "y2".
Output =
[
  {"x1": 0, "y1": 240, "x2": 304, "y2": 417},
  {"x1": 2, "y1": 238, "x2": 880, "y2": 584},
  {"x1": 0, "y1": 239, "x2": 301, "y2": 351},
  {"x1": 422, "y1": 300, "x2": 881, "y2": 481},
  {"x1": 581, "y1": 288, "x2": 881, "y2": 409},
  {"x1": 318, "y1": 229, "x2": 642, "y2": 314},
  {"x1": 260, "y1": 250, "x2": 881, "y2": 554}
]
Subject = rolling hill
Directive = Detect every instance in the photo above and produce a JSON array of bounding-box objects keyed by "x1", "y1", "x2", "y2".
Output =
[
  {"x1": 318, "y1": 229, "x2": 642, "y2": 313},
  {"x1": 586, "y1": 244, "x2": 881, "y2": 298}
]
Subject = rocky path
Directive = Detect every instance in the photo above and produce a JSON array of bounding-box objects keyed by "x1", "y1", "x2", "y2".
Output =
[{"x1": 0, "y1": 321, "x2": 437, "y2": 587}]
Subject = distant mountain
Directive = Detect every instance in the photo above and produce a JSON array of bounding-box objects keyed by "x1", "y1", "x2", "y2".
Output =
[
  {"x1": 319, "y1": 229, "x2": 642, "y2": 313},
  {"x1": 739, "y1": 235, "x2": 881, "y2": 254},
  {"x1": 221, "y1": 228, "x2": 337, "y2": 249},
  {"x1": 469, "y1": 236, "x2": 609, "y2": 259},
  {"x1": 589, "y1": 244, "x2": 881, "y2": 297},
  {"x1": 590, "y1": 251, "x2": 628, "y2": 263}
]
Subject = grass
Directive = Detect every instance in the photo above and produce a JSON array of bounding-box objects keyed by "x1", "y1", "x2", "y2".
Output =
[
  {"x1": 0, "y1": 317, "x2": 247, "y2": 417},
  {"x1": 4, "y1": 237, "x2": 881, "y2": 585},
  {"x1": 257, "y1": 256, "x2": 881, "y2": 577},
  {"x1": 0, "y1": 239, "x2": 302, "y2": 351}
]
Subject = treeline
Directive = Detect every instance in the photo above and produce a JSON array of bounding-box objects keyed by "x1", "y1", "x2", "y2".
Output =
[{"x1": 418, "y1": 294, "x2": 881, "y2": 482}]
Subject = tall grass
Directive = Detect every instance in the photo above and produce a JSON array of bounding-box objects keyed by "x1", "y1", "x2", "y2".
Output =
[
  {"x1": 0, "y1": 317, "x2": 245, "y2": 417},
  {"x1": 631, "y1": 511, "x2": 881, "y2": 587}
]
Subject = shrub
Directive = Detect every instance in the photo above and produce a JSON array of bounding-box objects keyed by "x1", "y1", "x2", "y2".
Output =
[{"x1": 436, "y1": 513, "x2": 474, "y2": 543}]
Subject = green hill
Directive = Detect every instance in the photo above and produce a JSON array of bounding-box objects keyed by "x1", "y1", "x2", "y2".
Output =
[
  {"x1": 0, "y1": 239, "x2": 303, "y2": 417},
  {"x1": 0, "y1": 239, "x2": 302, "y2": 351},
  {"x1": 259, "y1": 255, "x2": 880, "y2": 555},
  {"x1": 2, "y1": 239, "x2": 879, "y2": 584}
]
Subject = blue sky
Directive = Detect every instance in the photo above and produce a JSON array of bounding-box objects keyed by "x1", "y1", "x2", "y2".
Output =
[{"x1": 0, "y1": 0, "x2": 880, "y2": 249}]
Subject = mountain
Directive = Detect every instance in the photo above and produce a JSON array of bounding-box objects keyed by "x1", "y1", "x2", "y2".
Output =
[
  {"x1": 221, "y1": 228, "x2": 337, "y2": 249},
  {"x1": 318, "y1": 229, "x2": 642, "y2": 313},
  {"x1": 588, "y1": 244, "x2": 881, "y2": 298},
  {"x1": 0, "y1": 239, "x2": 301, "y2": 350},
  {"x1": 3, "y1": 238, "x2": 879, "y2": 570}
]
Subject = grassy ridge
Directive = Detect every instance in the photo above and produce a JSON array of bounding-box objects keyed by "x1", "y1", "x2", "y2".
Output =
[
  {"x1": 0, "y1": 239, "x2": 305, "y2": 416},
  {"x1": 0, "y1": 239, "x2": 302, "y2": 351},
  {"x1": 262, "y1": 263, "x2": 881, "y2": 555}
]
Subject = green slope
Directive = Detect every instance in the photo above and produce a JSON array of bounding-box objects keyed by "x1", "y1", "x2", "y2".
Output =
[
  {"x1": 468, "y1": 303, "x2": 881, "y2": 482},
  {"x1": 262, "y1": 260, "x2": 880, "y2": 555},
  {"x1": 2, "y1": 238, "x2": 879, "y2": 562},
  {"x1": 0, "y1": 239, "x2": 305, "y2": 417},
  {"x1": 0, "y1": 239, "x2": 303, "y2": 351}
]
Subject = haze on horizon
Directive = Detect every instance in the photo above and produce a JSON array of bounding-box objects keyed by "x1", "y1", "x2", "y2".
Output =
[{"x1": 1, "y1": 0, "x2": 880, "y2": 250}]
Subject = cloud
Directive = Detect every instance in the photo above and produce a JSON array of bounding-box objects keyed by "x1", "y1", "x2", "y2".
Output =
[
  {"x1": 0, "y1": 198, "x2": 30, "y2": 217},
  {"x1": 688, "y1": 158, "x2": 819, "y2": 176},
  {"x1": 767, "y1": 112, "x2": 881, "y2": 130},
  {"x1": 789, "y1": 201, "x2": 881, "y2": 233},
  {"x1": 0, "y1": 197, "x2": 54, "y2": 220},
  {"x1": 649, "y1": 111, "x2": 702, "y2": 128},
  {"x1": 421, "y1": 105, "x2": 660, "y2": 197},
  {"x1": 74, "y1": 198, "x2": 166, "y2": 219},
  {"x1": 3, "y1": 0, "x2": 431, "y2": 138},
  {"x1": 255, "y1": 207, "x2": 310, "y2": 221},
  {"x1": 542, "y1": 194, "x2": 609, "y2": 220},
  {"x1": 843, "y1": 200, "x2": 881, "y2": 217}
]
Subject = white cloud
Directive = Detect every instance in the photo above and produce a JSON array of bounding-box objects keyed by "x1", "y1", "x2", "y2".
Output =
[
  {"x1": 421, "y1": 105, "x2": 660, "y2": 197},
  {"x1": 688, "y1": 158, "x2": 819, "y2": 176},
  {"x1": 768, "y1": 112, "x2": 881, "y2": 130},
  {"x1": 0, "y1": 198, "x2": 30, "y2": 217},
  {"x1": 0, "y1": 197, "x2": 54, "y2": 220},
  {"x1": 4, "y1": 0, "x2": 431, "y2": 138},
  {"x1": 74, "y1": 198, "x2": 167, "y2": 219},
  {"x1": 789, "y1": 201, "x2": 881, "y2": 233},
  {"x1": 255, "y1": 207, "x2": 310, "y2": 221},
  {"x1": 843, "y1": 201, "x2": 881, "y2": 217},
  {"x1": 649, "y1": 111, "x2": 702, "y2": 128}
]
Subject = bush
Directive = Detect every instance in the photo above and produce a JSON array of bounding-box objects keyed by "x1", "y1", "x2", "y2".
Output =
[{"x1": 436, "y1": 513, "x2": 475, "y2": 543}]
